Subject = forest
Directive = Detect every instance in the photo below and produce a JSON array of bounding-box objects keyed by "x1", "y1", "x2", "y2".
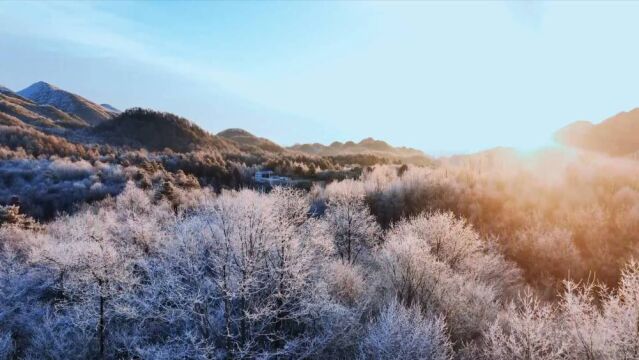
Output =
[{"x1": 2, "y1": 143, "x2": 639, "y2": 359}]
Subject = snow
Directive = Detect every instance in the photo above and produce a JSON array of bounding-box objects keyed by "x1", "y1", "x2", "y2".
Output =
[
  {"x1": 18, "y1": 81, "x2": 78, "y2": 113},
  {"x1": 100, "y1": 103, "x2": 121, "y2": 114}
]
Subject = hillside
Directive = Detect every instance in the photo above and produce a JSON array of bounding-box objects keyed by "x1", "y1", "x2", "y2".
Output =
[
  {"x1": 18, "y1": 81, "x2": 114, "y2": 125},
  {"x1": 100, "y1": 103, "x2": 121, "y2": 114},
  {"x1": 0, "y1": 90, "x2": 88, "y2": 129},
  {"x1": 289, "y1": 137, "x2": 431, "y2": 165},
  {"x1": 92, "y1": 108, "x2": 239, "y2": 153},
  {"x1": 0, "y1": 81, "x2": 434, "y2": 173},
  {"x1": 218, "y1": 128, "x2": 285, "y2": 154},
  {"x1": 556, "y1": 108, "x2": 639, "y2": 156}
]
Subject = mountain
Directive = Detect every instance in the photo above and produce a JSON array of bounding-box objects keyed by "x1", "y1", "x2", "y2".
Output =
[
  {"x1": 218, "y1": 128, "x2": 285, "y2": 154},
  {"x1": 0, "y1": 90, "x2": 88, "y2": 129},
  {"x1": 101, "y1": 103, "x2": 121, "y2": 114},
  {"x1": 555, "y1": 108, "x2": 639, "y2": 156},
  {"x1": 17, "y1": 81, "x2": 114, "y2": 126},
  {"x1": 92, "y1": 108, "x2": 239, "y2": 153},
  {"x1": 289, "y1": 137, "x2": 430, "y2": 164},
  {"x1": 0, "y1": 80, "x2": 435, "y2": 167}
]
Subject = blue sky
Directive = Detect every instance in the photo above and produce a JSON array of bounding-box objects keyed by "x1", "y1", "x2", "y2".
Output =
[{"x1": 1, "y1": 1, "x2": 639, "y2": 155}]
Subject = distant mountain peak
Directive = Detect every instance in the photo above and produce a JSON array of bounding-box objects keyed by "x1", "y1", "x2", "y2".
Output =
[
  {"x1": 17, "y1": 81, "x2": 113, "y2": 125},
  {"x1": 18, "y1": 81, "x2": 60, "y2": 99},
  {"x1": 555, "y1": 107, "x2": 639, "y2": 156},
  {"x1": 0, "y1": 89, "x2": 89, "y2": 129},
  {"x1": 29, "y1": 80, "x2": 57, "y2": 90},
  {"x1": 0, "y1": 84, "x2": 12, "y2": 94},
  {"x1": 218, "y1": 128, "x2": 255, "y2": 138},
  {"x1": 218, "y1": 128, "x2": 285, "y2": 153},
  {"x1": 100, "y1": 103, "x2": 121, "y2": 114},
  {"x1": 289, "y1": 137, "x2": 430, "y2": 165}
]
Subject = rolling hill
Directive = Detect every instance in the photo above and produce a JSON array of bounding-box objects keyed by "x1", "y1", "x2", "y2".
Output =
[
  {"x1": 218, "y1": 128, "x2": 285, "y2": 154},
  {"x1": 92, "y1": 108, "x2": 239, "y2": 153}
]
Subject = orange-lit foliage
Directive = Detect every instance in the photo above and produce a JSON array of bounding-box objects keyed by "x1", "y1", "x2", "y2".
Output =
[{"x1": 358, "y1": 149, "x2": 639, "y2": 287}]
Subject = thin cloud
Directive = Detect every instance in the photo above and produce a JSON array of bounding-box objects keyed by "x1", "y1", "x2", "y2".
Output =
[
  {"x1": 507, "y1": 1, "x2": 546, "y2": 30},
  {"x1": 0, "y1": 2, "x2": 244, "y2": 93}
]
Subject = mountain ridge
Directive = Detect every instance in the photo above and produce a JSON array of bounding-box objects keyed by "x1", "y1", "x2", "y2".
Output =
[
  {"x1": 0, "y1": 80, "x2": 434, "y2": 166},
  {"x1": 17, "y1": 81, "x2": 114, "y2": 126},
  {"x1": 100, "y1": 103, "x2": 121, "y2": 114},
  {"x1": 218, "y1": 128, "x2": 285, "y2": 154},
  {"x1": 555, "y1": 108, "x2": 639, "y2": 156},
  {"x1": 0, "y1": 90, "x2": 89, "y2": 129},
  {"x1": 290, "y1": 137, "x2": 426, "y2": 157}
]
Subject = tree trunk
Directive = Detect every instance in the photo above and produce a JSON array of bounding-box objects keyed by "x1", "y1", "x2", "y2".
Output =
[{"x1": 98, "y1": 291, "x2": 106, "y2": 359}]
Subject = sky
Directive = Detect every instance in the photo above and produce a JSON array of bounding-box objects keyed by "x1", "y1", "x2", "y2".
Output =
[{"x1": 1, "y1": 1, "x2": 639, "y2": 155}]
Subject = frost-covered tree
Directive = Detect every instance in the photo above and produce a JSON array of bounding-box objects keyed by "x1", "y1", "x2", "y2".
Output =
[
  {"x1": 599, "y1": 261, "x2": 639, "y2": 359},
  {"x1": 120, "y1": 188, "x2": 346, "y2": 359},
  {"x1": 0, "y1": 332, "x2": 13, "y2": 360},
  {"x1": 324, "y1": 180, "x2": 380, "y2": 263},
  {"x1": 558, "y1": 262, "x2": 639, "y2": 360},
  {"x1": 358, "y1": 299, "x2": 452, "y2": 360},
  {"x1": 325, "y1": 260, "x2": 367, "y2": 306},
  {"x1": 482, "y1": 292, "x2": 565, "y2": 360},
  {"x1": 14, "y1": 162, "x2": 639, "y2": 359},
  {"x1": 33, "y1": 208, "x2": 137, "y2": 359},
  {"x1": 0, "y1": 204, "x2": 38, "y2": 230},
  {"x1": 378, "y1": 212, "x2": 519, "y2": 343}
]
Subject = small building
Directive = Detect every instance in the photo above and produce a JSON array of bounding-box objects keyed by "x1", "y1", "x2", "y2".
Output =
[{"x1": 254, "y1": 170, "x2": 291, "y2": 186}]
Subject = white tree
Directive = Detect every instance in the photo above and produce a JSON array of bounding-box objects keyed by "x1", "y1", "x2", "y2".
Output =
[
  {"x1": 358, "y1": 298, "x2": 453, "y2": 360},
  {"x1": 559, "y1": 281, "x2": 607, "y2": 360},
  {"x1": 324, "y1": 180, "x2": 380, "y2": 263},
  {"x1": 599, "y1": 261, "x2": 639, "y2": 359},
  {"x1": 34, "y1": 208, "x2": 137, "y2": 359},
  {"x1": 126, "y1": 188, "x2": 343, "y2": 359},
  {"x1": 389, "y1": 212, "x2": 520, "y2": 291},
  {"x1": 378, "y1": 212, "x2": 516, "y2": 342},
  {"x1": 557, "y1": 261, "x2": 639, "y2": 360},
  {"x1": 482, "y1": 292, "x2": 566, "y2": 360}
]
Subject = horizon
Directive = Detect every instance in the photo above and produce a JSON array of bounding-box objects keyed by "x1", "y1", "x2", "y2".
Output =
[{"x1": 3, "y1": 1, "x2": 639, "y2": 155}]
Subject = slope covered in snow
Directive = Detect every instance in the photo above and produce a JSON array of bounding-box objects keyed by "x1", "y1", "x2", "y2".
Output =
[
  {"x1": 18, "y1": 81, "x2": 114, "y2": 125},
  {"x1": 100, "y1": 103, "x2": 121, "y2": 114},
  {"x1": 0, "y1": 84, "x2": 12, "y2": 94},
  {"x1": 0, "y1": 91, "x2": 88, "y2": 129}
]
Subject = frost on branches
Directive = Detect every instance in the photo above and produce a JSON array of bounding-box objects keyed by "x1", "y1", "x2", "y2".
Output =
[{"x1": 3, "y1": 170, "x2": 639, "y2": 359}]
